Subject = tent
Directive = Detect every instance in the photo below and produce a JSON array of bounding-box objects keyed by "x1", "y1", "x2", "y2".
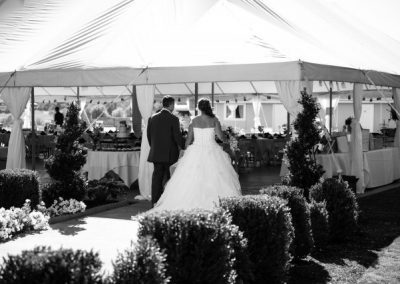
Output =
[{"x1": 1, "y1": 0, "x2": 400, "y2": 195}]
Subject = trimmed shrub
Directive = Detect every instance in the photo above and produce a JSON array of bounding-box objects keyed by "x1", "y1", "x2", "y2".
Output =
[
  {"x1": 260, "y1": 185, "x2": 314, "y2": 260},
  {"x1": 310, "y1": 178, "x2": 359, "y2": 242},
  {"x1": 41, "y1": 174, "x2": 87, "y2": 205},
  {"x1": 137, "y1": 209, "x2": 250, "y2": 284},
  {"x1": 309, "y1": 201, "x2": 330, "y2": 250},
  {"x1": 112, "y1": 237, "x2": 170, "y2": 284},
  {"x1": 0, "y1": 169, "x2": 40, "y2": 209},
  {"x1": 0, "y1": 246, "x2": 103, "y2": 283},
  {"x1": 219, "y1": 195, "x2": 294, "y2": 284}
]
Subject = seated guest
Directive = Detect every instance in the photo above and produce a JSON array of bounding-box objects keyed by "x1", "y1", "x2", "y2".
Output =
[{"x1": 54, "y1": 107, "x2": 64, "y2": 126}]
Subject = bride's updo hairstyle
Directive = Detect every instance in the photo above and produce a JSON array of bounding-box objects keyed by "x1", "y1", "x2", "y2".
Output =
[{"x1": 198, "y1": 98, "x2": 215, "y2": 118}]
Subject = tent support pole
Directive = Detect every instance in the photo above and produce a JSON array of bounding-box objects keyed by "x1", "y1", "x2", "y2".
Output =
[
  {"x1": 287, "y1": 112, "x2": 290, "y2": 135},
  {"x1": 77, "y1": 87, "x2": 80, "y2": 103},
  {"x1": 211, "y1": 82, "x2": 215, "y2": 107},
  {"x1": 329, "y1": 83, "x2": 333, "y2": 134},
  {"x1": 195, "y1": 83, "x2": 199, "y2": 115},
  {"x1": 31, "y1": 87, "x2": 36, "y2": 171}
]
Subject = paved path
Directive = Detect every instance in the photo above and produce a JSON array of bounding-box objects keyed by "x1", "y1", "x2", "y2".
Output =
[{"x1": 0, "y1": 201, "x2": 151, "y2": 274}]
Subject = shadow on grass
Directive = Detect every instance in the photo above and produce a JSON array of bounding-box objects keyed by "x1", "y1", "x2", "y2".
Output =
[
  {"x1": 288, "y1": 187, "x2": 400, "y2": 283},
  {"x1": 51, "y1": 218, "x2": 87, "y2": 236}
]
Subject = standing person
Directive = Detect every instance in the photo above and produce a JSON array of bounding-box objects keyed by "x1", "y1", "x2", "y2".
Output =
[
  {"x1": 147, "y1": 96, "x2": 182, "y2": 207},
  {"x1": 150, "y1": 98, "x2": 241, "y2": 212},
  {"x1": 54, "y1": 107, "x2": 64, "y2": 126}
]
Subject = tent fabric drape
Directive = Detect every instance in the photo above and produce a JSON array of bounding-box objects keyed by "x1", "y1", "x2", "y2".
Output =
[
  {"x1": 227, "y1": 104, "x2": 238, "y2": 119},
  {"x1": 275, "y1": 80, "x2": 314, "y2": 118},
  {"x1": 317, "y1": 94, "x2": 340, "y2": 129},
  {"x1": 252, "y1": 95, "x2": 262, "y2": 130},
  {"x1": 393, "y1": 88, "x2": 400, "y2": 148},
  {"x1": 137, "y1": 85, "x2": 155, "y2": 200},
  {"x1": 350, "y1": 83, "x2": 365, "y2": 193},
  {"x1": 1, "y1": 87, "x2": 31, "y2": 169}
]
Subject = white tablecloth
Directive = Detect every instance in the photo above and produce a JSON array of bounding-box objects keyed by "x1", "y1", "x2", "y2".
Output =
[
  {"x1": 316, "y1": 147, "x2": 400, "y2": 188},
  {"x1": 83, "y1": 150, "x2": 140, "y2": 186}
]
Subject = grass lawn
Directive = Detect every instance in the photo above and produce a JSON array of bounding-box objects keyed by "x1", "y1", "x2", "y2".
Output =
[{"x1": 288, "y1": 187, "x2": 400, "y2": 283}]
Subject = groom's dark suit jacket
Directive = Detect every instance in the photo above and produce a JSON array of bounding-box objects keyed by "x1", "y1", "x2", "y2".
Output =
[{"x1": 147, "y1": 109, "x2": 182, "y2": 164}]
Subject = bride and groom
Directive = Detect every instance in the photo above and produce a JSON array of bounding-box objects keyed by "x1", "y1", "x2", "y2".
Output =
[{"x1": 147, "y1": 96, "x2": 241, "y2": 211}]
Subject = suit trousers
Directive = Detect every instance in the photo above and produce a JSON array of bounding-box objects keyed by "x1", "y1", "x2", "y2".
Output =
[{"x1": 152, "y1": 162, "x2": 171, "y2": 206}]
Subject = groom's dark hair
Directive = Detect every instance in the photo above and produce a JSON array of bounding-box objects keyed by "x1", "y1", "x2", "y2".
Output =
[{"x1": 162, "y1": 96, "x2": 175, "y2": 108}]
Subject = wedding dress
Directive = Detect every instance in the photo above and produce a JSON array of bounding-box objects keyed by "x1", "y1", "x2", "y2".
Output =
[{"x1": 152, "y1": 127, "x2": 241, "y2": 211}]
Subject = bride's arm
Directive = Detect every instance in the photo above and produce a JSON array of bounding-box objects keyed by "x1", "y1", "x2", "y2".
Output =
[
  {"x1": 185, "y1": 123, "x2": 194, "y2": 149},
  {"x1": 214, "y1": 118, "x2": 226, "y2": 143}
]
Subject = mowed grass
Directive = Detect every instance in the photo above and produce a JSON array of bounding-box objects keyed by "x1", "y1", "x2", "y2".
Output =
[{"x1": 288, "y1": 187, "x2": 400, "y2": 284}]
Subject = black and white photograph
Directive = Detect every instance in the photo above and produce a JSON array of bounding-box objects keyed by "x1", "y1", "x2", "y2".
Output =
[{"x1": 0, "y1": 0, "x2": 400, "y2": 283}]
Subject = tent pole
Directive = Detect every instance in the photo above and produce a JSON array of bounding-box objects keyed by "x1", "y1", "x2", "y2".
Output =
[
  {"x1": 77, "y1": 87, "x2": 80, "y2": 103},
  {"x1": 287, "y1": 112, "x2": 290, "y2": 135},
  {"x1": 329, "y1": 82, "x2": 333, "y2": 134},
  {"x1": 31, "y1": 87, "x2": 36, "y2": 171},
  {"x1": 211, "y1": 82, "x2": 215, "y2": 108},
  {"x1": 194, "y1": 83, "x2": 199, "y2": 115}
]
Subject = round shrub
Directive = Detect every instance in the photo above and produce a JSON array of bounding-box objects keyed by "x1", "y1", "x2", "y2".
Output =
[
  {"x1": 112, "y1": 237, "x2": 170, "y2": 284},
  {"x1": 309, "y1": 201, "x2": 330, "y2": 250},
  {"x1": 219, "y1": 195, "x2": 294, "y2": 284},
  {"x1": 260, "y1": 185, "x2": 314, "y2": 260},
  {"x1": 137, "y1": 209, "x2": 249, "y2": 284},
  {"x1": 310, "y1": 178, "x2": 359, "y2": 242},
  {"x1": 0, "y1": 246, "x2": 103, "y2": 284},
  {"x1": 0, "y1": 169, "x2": 40, "y2": 209},
  {"x1": 41, "y1": 174, "x2": 87, "y2": 206}
]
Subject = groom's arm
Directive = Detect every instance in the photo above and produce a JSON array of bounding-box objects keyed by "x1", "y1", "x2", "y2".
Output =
[{"x1": 172, "y1": 116, "x2": 182, "y2": 150}]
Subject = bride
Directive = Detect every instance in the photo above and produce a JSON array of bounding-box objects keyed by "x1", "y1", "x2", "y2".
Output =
[{"x1": 151, "y1": 98, "x2": 241, "y2": 211}]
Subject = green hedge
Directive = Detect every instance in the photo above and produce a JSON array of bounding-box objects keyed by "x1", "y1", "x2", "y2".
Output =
[
  {"x1": 309, "y1": 201, "x2": 330, "y2": 250},
  {"x1": 138, "y1": 209, "x2": 250, "y2": 284},
  {"x1": 41, "y1": 173, "x2": 87, "y2": 206},
  {"x1": 310, "y1": 178, "x2": 359, "y2": 242},
  {"x1": 112, "y1": 237, "x2": 170, "y2": 284},
  {"x1": 261, "y1": 185, "x2": 314, "y2": 259},
  {"x1": 0, "y1": 246, "x2": 103, "y2": 284},
  {"x1": 0, "y1": 169, "x2": 40, "y2": 209},
  {"x1": 219, "y1": 195, "x2": 294, "y2": 284}
]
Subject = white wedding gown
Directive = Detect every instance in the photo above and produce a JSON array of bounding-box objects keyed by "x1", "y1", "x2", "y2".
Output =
[{"x1": 152, "y1": 127, "x2": 241, "y2": 211}]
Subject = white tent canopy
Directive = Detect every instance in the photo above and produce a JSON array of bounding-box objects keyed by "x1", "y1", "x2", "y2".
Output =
[{"x1": 0, "y1": 0, "x2": 400, "y2": 87}]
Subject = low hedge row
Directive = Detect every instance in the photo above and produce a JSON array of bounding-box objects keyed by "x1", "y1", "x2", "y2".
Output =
[
  {"x1": 260, "y1": 185, "x2": 314, "y2": 259},
  {"x1": 0, "y1": 169, "x2": 40, "y2": 209}
]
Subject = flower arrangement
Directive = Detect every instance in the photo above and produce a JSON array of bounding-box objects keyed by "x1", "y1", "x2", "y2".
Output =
[
  {"x1": 46, "y1": 198, "x2": 86, "y2": 217},
  {"x1": 0, "y1": 200, "x2": 49, "y2": 241}
]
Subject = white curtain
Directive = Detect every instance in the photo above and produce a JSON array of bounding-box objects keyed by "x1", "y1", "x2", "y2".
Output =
[
  {"x1": 252, "y1": 95, "x2": 262, "y2": 129},
  {"x1": 350, "y1": 83, "x2": 365, "y2": 193},
  {"x1": 227, "y1": 104, "x2": 237, "y2": 119},
  {"x1": 275, "y1": 80, "x2": 314, "y2": 117},
  {"x1": 137, "y1": 85, "x2": 155, "y2": 199},
  {"x1": 22, "y1": 98, "x2": 32, "y2": 129},
  {"x1": 393, "y1": 88, "x2": 400, "y2": 148},
  {"x1": 1, "y1": 87, "x2": 31, "y2": 169},
  {"x1": 317, "y1": 94, "x2": 340, "y2": 130}
]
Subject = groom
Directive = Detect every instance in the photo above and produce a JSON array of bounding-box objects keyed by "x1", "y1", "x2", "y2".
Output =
[{"x1": 147, "y1": 96, "x2": 182, "y2": 207}]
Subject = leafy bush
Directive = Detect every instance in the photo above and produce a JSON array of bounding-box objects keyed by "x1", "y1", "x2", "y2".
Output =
[
  {"x1": 0, "y1": 169, "x2": 40, "y2": 209},
  {"x1": 46, "y1": 198, "x2": 86, "y2": 217},
  {"x1": 41, "y1": 174, "x2": 87, "y2": 205},
  {"x1": 112, "y1": 237, "x2": 170, "y2": 284},
  {"x1": 87, "y1": 177, "x2": 128, "y2": 203},
  {"x1": 219, "y1": 195, "x2": 294, "y2": 284},
  {"x1": 0, "y1": 246, "x2": 103, "y2": 284},
  {"x1": 284, "y1": 91, "x2": 324, "y2": 196},
  {"x1": 137, "y1": 209, "x2": 249, "y2": 284},
  {"x1": 260, "y1": 185, "x2": 314, "y2": 260},
  {"x1": 0, "y1": 200, "x2": 49, "y2": 241},
  {"x1": 45, "y1": 102, "x2": 87, "y2": 181},
  {"x1": 310, "y1": 178, "x2": 359, "y2": 242},
  {"x1": 309, "y1": 201, "x2": 330, "y2": 250}
]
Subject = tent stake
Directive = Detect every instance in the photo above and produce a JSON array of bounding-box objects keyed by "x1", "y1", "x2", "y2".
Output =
[{"x1": 31, "y1": 87, "x2": 36, "y2": 171}]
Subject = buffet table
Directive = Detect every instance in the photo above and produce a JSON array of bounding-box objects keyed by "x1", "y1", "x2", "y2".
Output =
[
  {"x1": 316, "y1": 147, "x2": 400, "y2": 188},
  {"x1": 83, "y1": 150, "x2": 140, "y2": 186}
]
